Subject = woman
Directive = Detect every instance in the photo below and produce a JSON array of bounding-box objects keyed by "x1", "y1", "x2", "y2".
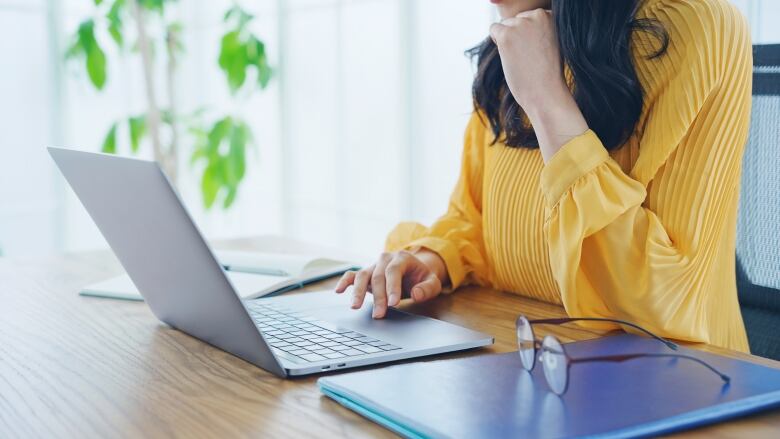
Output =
[{"x1": 336, "y1": 0, "x2": 752, "y2": 352}]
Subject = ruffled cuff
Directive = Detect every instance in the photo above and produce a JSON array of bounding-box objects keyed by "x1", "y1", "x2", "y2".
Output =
[
  {"x1": 540, "y1": 129, "x2": 609, "y2": 208},
  {"x1": 540, "y1": 130, "x2": 647, "y2": 236}
]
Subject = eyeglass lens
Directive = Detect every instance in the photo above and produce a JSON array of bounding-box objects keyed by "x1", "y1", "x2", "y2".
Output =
[
  {"x1": 541, "y1": 336, "x2": 569, "y2": 395},
  {"x1": 516, "y1": 315, "x2": 536, "y2": 370}
]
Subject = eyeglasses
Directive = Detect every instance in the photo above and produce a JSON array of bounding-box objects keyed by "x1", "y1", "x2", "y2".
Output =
[{"x1": 516, "y1": 316, "x2": 731, "y2": 395}]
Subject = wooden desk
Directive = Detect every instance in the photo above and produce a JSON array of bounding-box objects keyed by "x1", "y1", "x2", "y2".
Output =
[{"x1": 2, "y1": 236, "x2": 779, "y2": 438}]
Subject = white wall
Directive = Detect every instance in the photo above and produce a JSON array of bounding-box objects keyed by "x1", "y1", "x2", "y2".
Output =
[{"x1": 0, "y1": 0, "x2": 776, "y2": 258}]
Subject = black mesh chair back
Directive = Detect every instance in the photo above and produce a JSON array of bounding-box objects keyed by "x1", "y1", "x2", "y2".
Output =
[{"x1": 736, "y1": 44, "x2": 780, "y2": 359}]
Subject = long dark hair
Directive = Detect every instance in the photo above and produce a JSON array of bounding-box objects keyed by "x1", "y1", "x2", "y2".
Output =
[{"x1": 468, "y1": 0, "x2": 669, "y2": 150}]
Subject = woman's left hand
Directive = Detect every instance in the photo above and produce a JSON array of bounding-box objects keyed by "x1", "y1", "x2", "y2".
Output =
[{"x1": 490, "y1": 9, "x2": 589, "y2": 162}]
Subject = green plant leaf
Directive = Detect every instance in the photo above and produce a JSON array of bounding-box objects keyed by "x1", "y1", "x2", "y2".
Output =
[
  {"x1": 245, "y1": 36, "x2": 272, "y2": 89},
  {"x1": 218, "y1": 6, "x2": 273, "y2": 94},
  {"x1": 128, "y1": 115, "x2": 146, "y2": 152},
  {"x1": 107, "y1": 0, "x2": 125, "y2": 47},
  {"x1": 139, "y1": 0, "x2": 165, "y2": 14},
  {"x1": 223, "y1": 187, "x2": 238, "y2": 209},
  {"x1": 190, "y1": 145, "x2": 208, "y2": 165},
  {"x1": 207, "y1": 117, "x2": 232, "y2": 156},
  {"x1": 193, "y1": 117, "x2": 253, "y2": 210},
  {"x1": 218, "y1": 31, "x2": 248, "y2": 93},
  {"x1": 201, "y1": 164, "x2": 220, "y2": 209},
  {"x1": 77, "y1": 20, "x2": 107, "y2": 89},
  {"x1": 102, "y1": 123, "x2": 118, "y2": 153},
  {"x1": 258, "y1": 61, "x2": 272, "y2": 89},
  {"x1": 86, "y1": 44, "x2": 107, "y2": 89},
  {"x1": 224, "y1": 123, "x2": 246, "y2": 186},
  {"x1": 94, "y1": 0, "x2": 104, "y2": 5}
]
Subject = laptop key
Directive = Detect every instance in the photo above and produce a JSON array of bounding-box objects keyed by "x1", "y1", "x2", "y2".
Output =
[
  {"x1": 343, "y1": 340, "x2": 362, "y2": 346},
  {"x1": 331, "y1": 337, "x2": 352, "y2": 343},
  {"x1": 299, "y1": 353, "x2": 327, "y2": 362},
  {"x1": 377, "y1": 344, "x2": 401, "y2": 351},
  {"x1": 340, "y1": 349, "x2": 365, "y2": 357},
  {"x1": 323, "y1": 352, "x2": 346, "y2": 359},
  {"x1": 353, "y1": 344, "x2": 382, "y2": 354},
  {"x1": 310, "y1": 337, "x2": 330, "y2": 344},
  {"x1": 331, "y1": 345, "x2": 352, "y2": 351},
  {"x1": 287, "y1": 348, "x2": 310, "y2": 356},
  {"x1": 313, "y1": 348, "x2": 336, "y2": 355},
  {"x1": 354, "y1": 336, "x2": 379, "y2": 343},
  {"x1": 319, "y1": 341, "x2": 339, "y2": 347}
]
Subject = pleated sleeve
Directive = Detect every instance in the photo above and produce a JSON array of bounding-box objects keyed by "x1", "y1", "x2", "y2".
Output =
[{"x1": 541, "y1": 1, "x2": 752, "y2": 347}]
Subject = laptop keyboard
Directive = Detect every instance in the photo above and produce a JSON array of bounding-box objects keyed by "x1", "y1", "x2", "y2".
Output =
[{"x1": 246, "y1": 302, "x2": 401, "y2": 363}]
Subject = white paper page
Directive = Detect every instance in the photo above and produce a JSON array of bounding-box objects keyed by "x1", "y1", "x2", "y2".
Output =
[
  {"x1": 215, "y1": 250, "x2": 320, "y2": 276},
  {"x1": 81, "y1": 271, "x2": 289, "y2": 301}
]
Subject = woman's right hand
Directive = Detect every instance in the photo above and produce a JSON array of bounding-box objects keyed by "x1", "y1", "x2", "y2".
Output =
[{"x1": 334, "y1": 249, "x2": 448, "y2": 319}]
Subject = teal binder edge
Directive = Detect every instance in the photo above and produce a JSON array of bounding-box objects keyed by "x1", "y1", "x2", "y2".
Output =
[{"x1": 318, "y1": 382, "x2": 431, "y2": 439}]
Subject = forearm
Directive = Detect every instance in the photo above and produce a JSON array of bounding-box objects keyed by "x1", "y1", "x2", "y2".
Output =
[{"x1": 524, "y1": 83, "x2": 589, "y2": 163}]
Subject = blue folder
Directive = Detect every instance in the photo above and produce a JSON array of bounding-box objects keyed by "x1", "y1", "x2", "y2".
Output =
[{"x1": 318, "y1": 334, "x2": 780, "y2": 438}]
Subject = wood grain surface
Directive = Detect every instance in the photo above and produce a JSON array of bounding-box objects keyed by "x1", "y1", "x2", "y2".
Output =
[{"x1": 1, "y1": 236, "x2": 779, "y2": 438}]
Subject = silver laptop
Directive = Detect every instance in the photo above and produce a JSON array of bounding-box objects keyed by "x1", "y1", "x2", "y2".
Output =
[{"x1": 49, "y1": 147, "x2": 493, "y2": 377}]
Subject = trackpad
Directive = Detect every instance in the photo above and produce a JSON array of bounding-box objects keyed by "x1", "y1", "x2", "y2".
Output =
[{"x1": 301, "y1": 294, "x2": 480, "y2": 350}]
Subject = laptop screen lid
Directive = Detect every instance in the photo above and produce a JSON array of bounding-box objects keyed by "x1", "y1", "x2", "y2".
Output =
[{"x1": 48, "y1": 147, "x2": 286, "y2": 377}]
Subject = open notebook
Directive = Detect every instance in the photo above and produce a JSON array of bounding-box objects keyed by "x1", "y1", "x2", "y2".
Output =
[{"x1": 81, "y1": 250, "x2": 359, "y2": 301}]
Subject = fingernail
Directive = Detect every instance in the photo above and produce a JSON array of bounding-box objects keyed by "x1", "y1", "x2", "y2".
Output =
[
  {"x1": 388, "y1": 292, "x2": 399, "y2": 306},
  {"x1": 352, "y1": 296, "x2": 360, "y2": 307},
  {"x1": 411, "y1": 288, "x2": 422, "y2": 301}
]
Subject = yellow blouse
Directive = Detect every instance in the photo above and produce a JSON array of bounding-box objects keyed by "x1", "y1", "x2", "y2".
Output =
[{"x1": 386, "y1": 0, "x2": 753, "y2": 352}]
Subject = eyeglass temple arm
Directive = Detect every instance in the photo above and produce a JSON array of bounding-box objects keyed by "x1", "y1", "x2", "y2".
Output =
[
  {"x1": 528, "y1": 317, "x2": 679, "y2": 351},
  {"x1": 568, "y1": 353, "x2": 730, "y2": 382}
]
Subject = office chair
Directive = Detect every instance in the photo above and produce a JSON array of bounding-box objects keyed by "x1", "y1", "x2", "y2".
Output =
[{"x1": 736, "y1": 44, "x2": 780, "y2": 360}]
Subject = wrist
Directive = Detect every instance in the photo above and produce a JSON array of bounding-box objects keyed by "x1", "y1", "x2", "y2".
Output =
[
  {"x1": 523, "y1": 81, "x2": 577, "y2": 124},
  {"x1": 524, "y1": 86, "x2": 588, "y2": 163}
]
